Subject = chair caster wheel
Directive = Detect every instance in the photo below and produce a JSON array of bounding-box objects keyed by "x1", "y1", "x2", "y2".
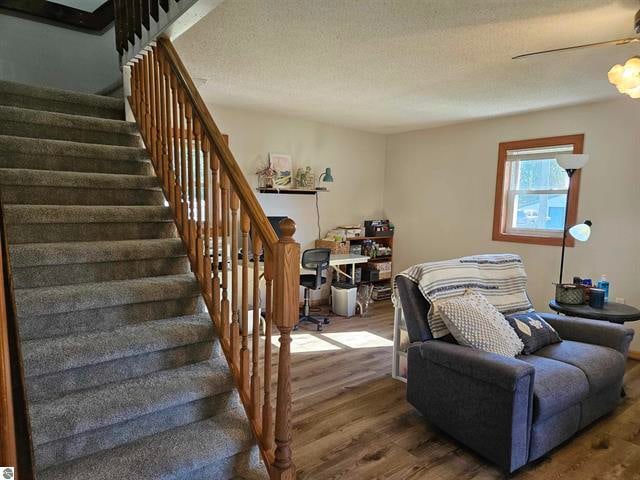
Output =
[
  {"x1": 323, "y1": 318, "x2": 330, "y2": 324},
  {"x1": 317, "y1": 324, "x2": 323, "y2": 332},
  {"x1": 293, "y1": 324, "x2": 299, "y2": 331}
]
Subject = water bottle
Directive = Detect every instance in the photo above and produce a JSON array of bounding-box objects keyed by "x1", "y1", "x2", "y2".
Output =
[{"x1": 597, "y1": 275, "x2": 610, "y2": 303}]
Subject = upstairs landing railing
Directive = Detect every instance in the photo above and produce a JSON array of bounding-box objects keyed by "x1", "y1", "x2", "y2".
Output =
[{"x1": 126, "y1": 37, "x2": 299, "y2": 479}]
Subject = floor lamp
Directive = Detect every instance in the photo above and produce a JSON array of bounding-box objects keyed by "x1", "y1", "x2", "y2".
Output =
[{"x1": 556, "y1": 153, "x2": 589, "y2": 284}]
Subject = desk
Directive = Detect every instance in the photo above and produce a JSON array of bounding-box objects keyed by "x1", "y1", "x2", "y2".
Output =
[{"x1": 328, "y1": 254, "x2": 369, "y2": 284}]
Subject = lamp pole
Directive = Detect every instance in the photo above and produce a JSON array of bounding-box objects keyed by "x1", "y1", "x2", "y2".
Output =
[{"x1": 558, "y1": 169, "x2": 575, "y2": 284}]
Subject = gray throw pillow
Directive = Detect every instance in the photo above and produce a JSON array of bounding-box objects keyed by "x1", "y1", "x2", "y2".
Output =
[
  {"x1": 438, "y1": 291, "x2": 524, "y2": 357},
  {"x1": 505, "y1": 312, "x2": 562, "y2": 354}
]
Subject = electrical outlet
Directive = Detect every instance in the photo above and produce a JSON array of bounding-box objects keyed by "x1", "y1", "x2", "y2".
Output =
[{"x1": 615, "y1": 297, "x2": 625, "y2": 304}]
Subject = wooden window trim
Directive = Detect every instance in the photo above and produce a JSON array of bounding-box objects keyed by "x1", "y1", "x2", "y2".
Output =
[{"x1": 492, "y1": 134, "x2": 584, "y2": 247}]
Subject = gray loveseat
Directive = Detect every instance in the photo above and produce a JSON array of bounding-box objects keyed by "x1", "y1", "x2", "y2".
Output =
[{"x1": 396, "y1": 275, "x2": 634, "y2": 473}]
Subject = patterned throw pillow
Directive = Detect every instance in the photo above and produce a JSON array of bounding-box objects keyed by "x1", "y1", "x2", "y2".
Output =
[
  {"x1": 505, "y1": 312, "x2": 562, "y2": 354},
  {"x1": 438, "y1": 291, "x2": 524, "y2": 357}
]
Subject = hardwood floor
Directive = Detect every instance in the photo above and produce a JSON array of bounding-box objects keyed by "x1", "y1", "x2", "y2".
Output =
[{"x1": 289, "y1": 301, "x2": 640, "y2": 479}]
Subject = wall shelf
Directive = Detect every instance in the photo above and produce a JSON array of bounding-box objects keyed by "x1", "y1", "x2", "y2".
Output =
[{"x1": 257, "y1": 187, "x2": 329, "y2": 195}]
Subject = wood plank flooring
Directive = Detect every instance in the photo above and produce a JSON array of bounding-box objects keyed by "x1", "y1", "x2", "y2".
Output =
[{"x1": 290, "y1": 301, "x2": 640, "y2": 479}]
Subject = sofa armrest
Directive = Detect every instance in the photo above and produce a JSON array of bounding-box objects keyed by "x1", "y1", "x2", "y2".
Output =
[
  {"x1": 419, "y1": 341, "x2": 534, "y2": 391},
  {"x1": 538, "y1": 313, "x2": 634, "y2": 357},
  {"x1": 407, "y1": 342, "x2": 534, "y2": 472}
]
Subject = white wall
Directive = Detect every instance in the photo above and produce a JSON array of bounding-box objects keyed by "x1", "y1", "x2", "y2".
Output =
[
  {"x1": 208, "y1": 105, "x2": 387, "y2": 250},
  {"x1": 208, "y1": 105, "x2": 387, "y2": 301},
  {"x1": 384, "y1": 98, "x2": 640, "y2": 350},
  {"x1": 0, "y1": 14, "x2": 120, "y2": 93}
]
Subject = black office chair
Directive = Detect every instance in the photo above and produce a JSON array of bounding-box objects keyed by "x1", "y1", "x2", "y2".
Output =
[{"x1": 296, "y1": 248, "x2": 331, "y2": 331}]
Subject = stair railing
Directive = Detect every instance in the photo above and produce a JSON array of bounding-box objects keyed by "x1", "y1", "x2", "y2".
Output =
[
  {"x1": 126, "y1": 37, "x2": 299, "y2": 479},
  {"x1": 0, "y1": 204, "x2": 35, "y2": 480}
]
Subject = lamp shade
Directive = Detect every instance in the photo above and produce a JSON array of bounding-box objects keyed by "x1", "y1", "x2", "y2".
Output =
[
  {"x1": 320, "y1": 167, "x2": 334, "y2": 182},
  {"x1": 556, "y1": 154, "x2": 589, "y2": 170},
  {"x1": 568, "y1": 220, "x2": 592, "y2": 242}
]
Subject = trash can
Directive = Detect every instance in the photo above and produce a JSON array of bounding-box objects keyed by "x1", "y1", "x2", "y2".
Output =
[{"x1": 331, "y1": 282, "x2": 357, "y2": 317}]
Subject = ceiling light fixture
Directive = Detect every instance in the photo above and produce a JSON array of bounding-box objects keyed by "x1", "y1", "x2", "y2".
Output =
[{"x1": 608, "y1": 56, "x2": 640, "y2": 98}]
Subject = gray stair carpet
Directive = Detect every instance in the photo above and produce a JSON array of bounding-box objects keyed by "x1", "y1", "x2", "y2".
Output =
[{"x1": 0, "y1": 80, "x2": 267, "y2": 479}]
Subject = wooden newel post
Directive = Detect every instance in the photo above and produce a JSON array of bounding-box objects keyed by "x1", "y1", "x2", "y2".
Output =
[{"x1": 272, "y1": 217, "x2": 299, "y2": 480}]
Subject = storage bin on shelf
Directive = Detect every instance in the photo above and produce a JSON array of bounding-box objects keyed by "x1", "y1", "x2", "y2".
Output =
[
  {"x1": 367, "y1": 260, "x2": 392, "y2": 280},
  {"x1": 315, "y1": 239, "x2": 350, "y2": 255}
]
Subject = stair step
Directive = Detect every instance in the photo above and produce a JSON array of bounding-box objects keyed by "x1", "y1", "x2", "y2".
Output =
[
  {"x1": 30, "y1": 356, "x2": 233, "y2": 446},
  {"x1": 0, "y1": 135, "x2": 151, "y2": 175},
  {"x1": 186, "y1": 445, "x2": 268, "y2": 480},
  {"x1": 38, "y1": 409, "x2": 258, "y2": 480},
  {"x1": 0, "y1": 80, "x2": 124, "y2": 120},
  {"x1": 0, "y1": 105, "x2": 139, "y2": 147},
  {"x1": 10, "y1": 239, "x2": 189, "y2": 288},
  {"x1": 0, "y1": 168, "x2": 163, "y2": 205},
  {"x1": 19, "y1": 296, "x2": 205, "y2": 341},
  {"x1": 4, "y1": 205, "x2": 176, "y2": 243},
  {"x1": 10, "y1": 238, "x2": 186, "y2": 267},
  {"x1": 23, "y1": 313, "x2": 216, "y2": 378},
  {"x1": 15, "y1": 273, "x2": 200, "y2": 318},
  {"x1": 36, "y1": 390, "x2": 242, "y2": 471}
]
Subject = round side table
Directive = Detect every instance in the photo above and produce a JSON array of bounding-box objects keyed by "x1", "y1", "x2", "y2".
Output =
[{"x1": 549, "y1": 300, "x2": 640, "y2": 324}]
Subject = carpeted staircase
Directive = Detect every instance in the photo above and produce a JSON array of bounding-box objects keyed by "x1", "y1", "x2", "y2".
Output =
[{"x1": 0, "y1": 80, "x2": 267, "y2": 480}]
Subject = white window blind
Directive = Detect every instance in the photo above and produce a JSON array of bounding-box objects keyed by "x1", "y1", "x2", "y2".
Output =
[{"x1": 504, "y1": 144, "x2": 573, "y2": 237}]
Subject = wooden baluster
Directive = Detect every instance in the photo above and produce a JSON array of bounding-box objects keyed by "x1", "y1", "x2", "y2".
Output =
[
  {"x1": 150, "y1": 0, "x2": 159, "y2": 21},
  {"x1": 136, "y1": 58, "x2": 145, "y2": 130},
  {"x1": 220, "y1": 171, "x2": 230, "y2": 345},
  {"x1": 142, "y1": 50, "x2": 154, "y2": 147},
  {"x1": 240, "y1": 209, "x2": 250, "y2": 395},
  {"x1": 141, "y1": 0, "x2": 150, "y2": 30},
  {"x1": 272, "y1": 218, "x2": 299, "y2": 480},
  {"x1": 202, "y1": 135, "x2": 213, "y2": 300},
  {"x1": 154, "y1": 47, "x2": 163, "y2": 178},
  {"x1": 141, "y1": 53, "x2": 149, "y2": 145},
  {"x1": 178, "y1": 90, "x2": 189, "y2": 242},
  {"x1": 230, "y1": 189, "x2": 241, "y2": 368},
  {"x1": 128, "y1": 62, "x2": 136, "y2": 117},
  {"x1": 133, "y1": 0, "x2": 141, "y2": 38},
  {"x1": 170, "y1": 75, "x2": 181, "y2": 226},
  {"x1": 211, "y1": 150, "x2": 221, "y2": 327},
  {"x1": 158, "y1": 50, "x2": 169, "y2": 195},
  {"x1": 194, "y1": 117, "x2": 204, "y2": 277},
  {"x1": 158, "y1": 49, "x2": 167, "y2": 185},
  {"x1": 262, "y1": 251, "x2": 274, "y2": 452},
  {"x1": 148, "y1": 48, "x2": 158, "y2": 166},
  {"x1": 185, "y1": 103, "x2": 196, "y2": 258},
  {"x1": 161, "y1": 55, "x2": 174, "y2": 206},
  {"x1": 251, "y1": 233, "x2": 262, "y2": 423}
]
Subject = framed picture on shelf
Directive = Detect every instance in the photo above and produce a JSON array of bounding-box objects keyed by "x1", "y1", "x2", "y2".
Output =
[{"x1": 268, "y1": 153, "x2": 292, "y2": 187}]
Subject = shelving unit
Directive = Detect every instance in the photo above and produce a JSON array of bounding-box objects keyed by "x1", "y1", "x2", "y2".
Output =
[
  {"x1": 347, "y1": 235, "x2": 394, "y2": 299},
  {"x1": 257, "y1": 187, "x2": 329, "y2": 195}
]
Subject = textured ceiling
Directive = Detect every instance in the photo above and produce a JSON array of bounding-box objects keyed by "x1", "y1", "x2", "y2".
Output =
[{"x1": 174, "y1": 0, "x2": 640, "y2": 133}]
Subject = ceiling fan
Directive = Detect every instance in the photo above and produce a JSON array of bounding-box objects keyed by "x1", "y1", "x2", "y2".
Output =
[
  {"x1": 513, "y1": 8, "x2": 640, "y2": 59},
  {"x1": 512, "y1": 7, "x2": 640, "y2": 98}
]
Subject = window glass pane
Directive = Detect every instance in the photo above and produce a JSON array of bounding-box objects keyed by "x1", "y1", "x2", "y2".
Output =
[
  {"x1": 511, "y1": 193, "x2": 567, "y2": 231},
  {"x1": 512, "y1": 158, "x2": 568, "y2": 190}
]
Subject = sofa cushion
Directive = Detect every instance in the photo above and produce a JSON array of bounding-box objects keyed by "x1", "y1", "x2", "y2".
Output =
[
  {"x1": 534, "y1": 340, "x2": 625, "y2": 393},
  {"x1": 505, "y1": 311, "x2": 562, "y2": 354},
  {"x1": 518, "y1": 354, "x2": 588, "y2": 422},
  {"x1": 438, "y1": 291, "x2": 524, "y2": 357}
]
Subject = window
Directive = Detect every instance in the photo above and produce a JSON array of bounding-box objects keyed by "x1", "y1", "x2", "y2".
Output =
[{"x1": 493, "y1": 135, "x2": 584, "y2": 246}]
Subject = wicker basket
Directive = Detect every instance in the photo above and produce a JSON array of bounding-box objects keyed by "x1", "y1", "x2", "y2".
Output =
[
  {"x1": 555, "y1": 284, "x2": 585, "y2": 305},
  {"x1": 315, "y1": 239, "x2": 350, "y2": 254}
]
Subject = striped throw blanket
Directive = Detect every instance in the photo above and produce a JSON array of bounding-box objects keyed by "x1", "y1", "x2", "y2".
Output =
[{"x1": 394, "y1": 254, "x2": 534, "y2": 339}]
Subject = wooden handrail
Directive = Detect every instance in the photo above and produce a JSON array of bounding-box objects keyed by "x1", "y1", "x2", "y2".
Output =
[
  {"x1": 157, "y1": 38, "x2": 279, "y2": 249},
  {"x1": 125, "y1": 37, "x2": 299, "y2": 479},
  {"x1": 0, "y1": 204, "x2": 35, "y2": 480}
]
